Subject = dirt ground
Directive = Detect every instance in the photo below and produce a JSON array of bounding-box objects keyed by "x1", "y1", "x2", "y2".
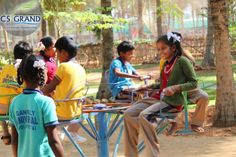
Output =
[
  {"x1": 1, "y1": 126, "x2": 236, "y2": 157},
  {"x1": 1, "y1": 106, "x2": 236, "y2": 157},
  {"x1": 1, "y1": 134, "x2": 236, "y2": 157}
]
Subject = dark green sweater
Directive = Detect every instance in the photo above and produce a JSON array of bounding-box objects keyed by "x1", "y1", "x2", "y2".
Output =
[{"x1": 161, "y1": 56, "x2": 198, "y2": 106}]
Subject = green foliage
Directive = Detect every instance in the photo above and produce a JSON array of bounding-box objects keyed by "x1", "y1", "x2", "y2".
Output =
[
  {"x1": 40, "y1": 0, "x2": 127, "y2": 38},
  {"x1": 133, "y1": 39, "x2": 153, "y2": 44},
  {"x1": 157, "y1": 0, "x2": 183, "y2": 19},
  {"x1": 13, "y1": 0, "x2": 38, "y2": 13},
  {"x1": 229, "y1": 25, "x2": 236, "y2": 50},
  {"x1": 95, "y1": 6, "x2": 115, "y2": 13},
  {"x1": 113, "y1": 39, "x2": 153, "y2": 46},
  {"x1": 0, "y1": 51, "x2": 14, "y2": 67},
  {"x1": 229, "y1": 0, "x2": 236, "y2": 17},
  {"x1": 68, "y1": 0, "x2": 86, "y2": 6}
]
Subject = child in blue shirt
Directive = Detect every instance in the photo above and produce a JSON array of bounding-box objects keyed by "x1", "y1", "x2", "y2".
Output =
[
  {"x1": 9, "y1": 54, "x2": 64, "y2": 157},
  {"x1": 109, "y1": 41, "x2": 146, "y2": 98}
]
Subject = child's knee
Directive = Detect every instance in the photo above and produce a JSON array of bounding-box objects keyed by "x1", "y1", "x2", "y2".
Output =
[
  {"x1": 124, "y1": 110, "x2": 134, "y2": 120},
  {"x1": 200, "y1": 92, "x2": 209, "y2": 103},
  {"x1": 138, "y1": 111, "x2": 149, "y2": 122}
]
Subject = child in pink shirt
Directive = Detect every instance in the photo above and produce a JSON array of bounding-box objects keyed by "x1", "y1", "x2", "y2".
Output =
[{"x1": 36, "y1": 36, "x2": 57, "y2": 84}]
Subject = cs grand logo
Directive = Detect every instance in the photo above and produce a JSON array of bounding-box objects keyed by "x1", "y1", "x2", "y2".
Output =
[
  {"x1": 0, "y1": 15, "x2": 41, "y2": 24},
  {"x1": 0, "y1": 0, "x2": 42, "y2": 36}
]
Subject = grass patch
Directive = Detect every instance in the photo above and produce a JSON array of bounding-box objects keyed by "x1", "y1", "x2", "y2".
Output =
[{"x1": 85, "y1": 63, "x2": 158, "y2": 73}]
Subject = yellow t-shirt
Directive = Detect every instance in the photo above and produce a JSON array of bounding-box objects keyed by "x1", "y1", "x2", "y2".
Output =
[
  {"x1": 0, "y1": 65, "x2": 23, "y2": 114},
  {"x1": 54, "y1": 61, "x2": 86, "y2": 119}
]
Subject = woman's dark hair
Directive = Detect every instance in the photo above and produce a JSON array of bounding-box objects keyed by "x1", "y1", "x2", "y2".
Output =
[
  {"x1": 17, "y1": 54, "x2": 45, "y2": 86},
  {"x1": 55, "y1": 36, "x2": 78, "y2": 58},
  {"x1": 13, "y1": 41, "x2": 33, "y2": 60},
  {"x1": 156, "y1": 32, "x2": 183, "y2": 56},
  {"x1": 117, "y1": 41, "x2": 135, "y2": 56},
  {"x1": 40, "y1": 36, "x2": 54, "y2": 56}
]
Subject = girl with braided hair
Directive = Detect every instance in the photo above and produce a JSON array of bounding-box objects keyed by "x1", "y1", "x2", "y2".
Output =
[{"x1": 9, "y1": 54, "x2": 64, "y2": 157}]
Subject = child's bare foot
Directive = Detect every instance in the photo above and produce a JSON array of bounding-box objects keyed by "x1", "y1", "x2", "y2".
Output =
[
  {"x1": 166, "y1": 122, "x2": 178, "y2": 136},
  {"x1": 1, "y1": 135, "x2": 11, "y2": 145},
  {"x1": 191, "y1": 124, "x2": 205, "y2": 133}
]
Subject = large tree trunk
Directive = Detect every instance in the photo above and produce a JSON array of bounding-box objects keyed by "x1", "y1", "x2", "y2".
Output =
[
  {"x1": 41, "y1": 19, "x2": 47, "y2": 37},
  {"x1": 211, "y1": 0, "x2": 236, "y2": 127},
  {"x1": 202, "y1": 0, "x2": 215, "y2": 67},
  {"x1": 137, "y1": 0, "x2": 143, "y2": 39},
  {"x1": 156, "y1": 0, "x2": 162, "y2": 37},
  {"x1": 96, "y1": 0, "x2": 114, "y2": 99},
  {"x1": 42, "y1": 0, "x2": 58, "y2": 38},
  {"x1": 48, "y1": 17, "x2": 56, "y2": 37}
]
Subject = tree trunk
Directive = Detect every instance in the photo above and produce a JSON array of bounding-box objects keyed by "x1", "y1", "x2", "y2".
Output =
[
  {"x1": 181, "y1": 16, "x2": 184, "y2": 34},
  {"x1": 202, "y1": 0, "x2": 215, "y2": 67},
  {"x1": 192, "y1": 9, "x2": 196, "y2": 33},
  {"x1": 0, "y1": 27, "x2": 2, "y2": 49},
  {"x1": 2, "y1": 27, "x2": 9, "y2": 52},
  {"x1": 211, "y1": 0, "x2": 236, "y2": 127},
  {"x1": 48, "y1": 17, "x2": 56, "y2": 37},
  {"x1": 41, "y1": 19, "x2": 47, "y2": 37},
  {"x1": 96, "y1": 0, "x2": 114, "y2": 99},
  {"x1": 172, "y1": 16, "x2": 175, "y2": 31},
  {"x1": 11, "y1": 35, "x2": 15, "y2": 50},
  {"x1": 196, "y1": 10, "x2": 199, "y2": 33},
  {"x1": 202, "y1": 13, "x2": 205, "y2": 35},
  {"x1": 121, "y1": 0, "x2": 126, "y2": 40},
  {"x1": 156, "y1": 0, "x2": 162, "y2": 37},
  {"x1": 148, "y1": 0, "x2": 152, "y2": 38},
  {"x1": 137, "y1": 0, "x2": 143, "y2": 39}
]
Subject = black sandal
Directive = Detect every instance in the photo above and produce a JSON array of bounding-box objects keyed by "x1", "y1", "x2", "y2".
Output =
[{"x1": 1, "y1": 135, "x2": 11, "y2": 145}]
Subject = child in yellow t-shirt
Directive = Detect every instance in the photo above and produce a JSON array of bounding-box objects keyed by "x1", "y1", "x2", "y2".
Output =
[
  {"x1": 0, "y1": 41, "x2": 33, "y2": 145},
  {"x1": 42, "y1": 36, "x2": 87, "y2": 142}
]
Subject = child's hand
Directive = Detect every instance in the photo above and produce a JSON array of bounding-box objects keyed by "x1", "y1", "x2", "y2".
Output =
[
  {"x1": 135, "y1": 75, "x2": 145, "y2": 81},
  {"x1": 163, "y1": 85, "x2": 180, "y2": 96},
  {"x1": 163, "y1": 87, "x2": 175, "y2": 96},
  {"x1": 137, "y1": 85, "x2": 149, "y2": 91},
  {"x1": 147, "y1": 73, "x2": 154, "y2": 79}
]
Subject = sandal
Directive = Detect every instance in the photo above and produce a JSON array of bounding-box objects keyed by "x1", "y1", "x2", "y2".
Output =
[
  {"x1": 1, "y1": 135, "x2": 11, "y2": 145},
  {"x1": 191, "y1": 124, "x2": 205, "y2": 133}
]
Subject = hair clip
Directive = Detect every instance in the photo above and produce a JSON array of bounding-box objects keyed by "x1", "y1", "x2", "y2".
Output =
[
  {"x1": 33, "y1": 60, "x2": 45, "y2": 70},
  {"x1": 34, "y1": 42, "x2": 45, "y2": 52},
  {"x1": 14, "y1": 59, "x2": 22, "y2": 69},
  {"x1": 167, "y1": 32, "x2": 181, "y2": 43}
]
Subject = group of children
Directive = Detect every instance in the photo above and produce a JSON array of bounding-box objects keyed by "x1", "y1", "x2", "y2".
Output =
[
  {"x1": 0, "y1": 32, "x2": 208, "y2": 157},
  {"x1": 0, "y1": 36, "x2": 87, "y2": 157}
]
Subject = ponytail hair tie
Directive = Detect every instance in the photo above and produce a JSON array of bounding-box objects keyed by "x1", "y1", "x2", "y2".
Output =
[
  {"x1": 167, "y1": 32, "x2": 181, "y2": 43},
  {"x1": 14, "y1": 59, "x2": 22, "y2": 69},
  {"x1": 34, "y1": 42, "x2": 45, "y2": 52},
  {"x1": 33, "y1": 60, "x2": 45, "y2": 70}
]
